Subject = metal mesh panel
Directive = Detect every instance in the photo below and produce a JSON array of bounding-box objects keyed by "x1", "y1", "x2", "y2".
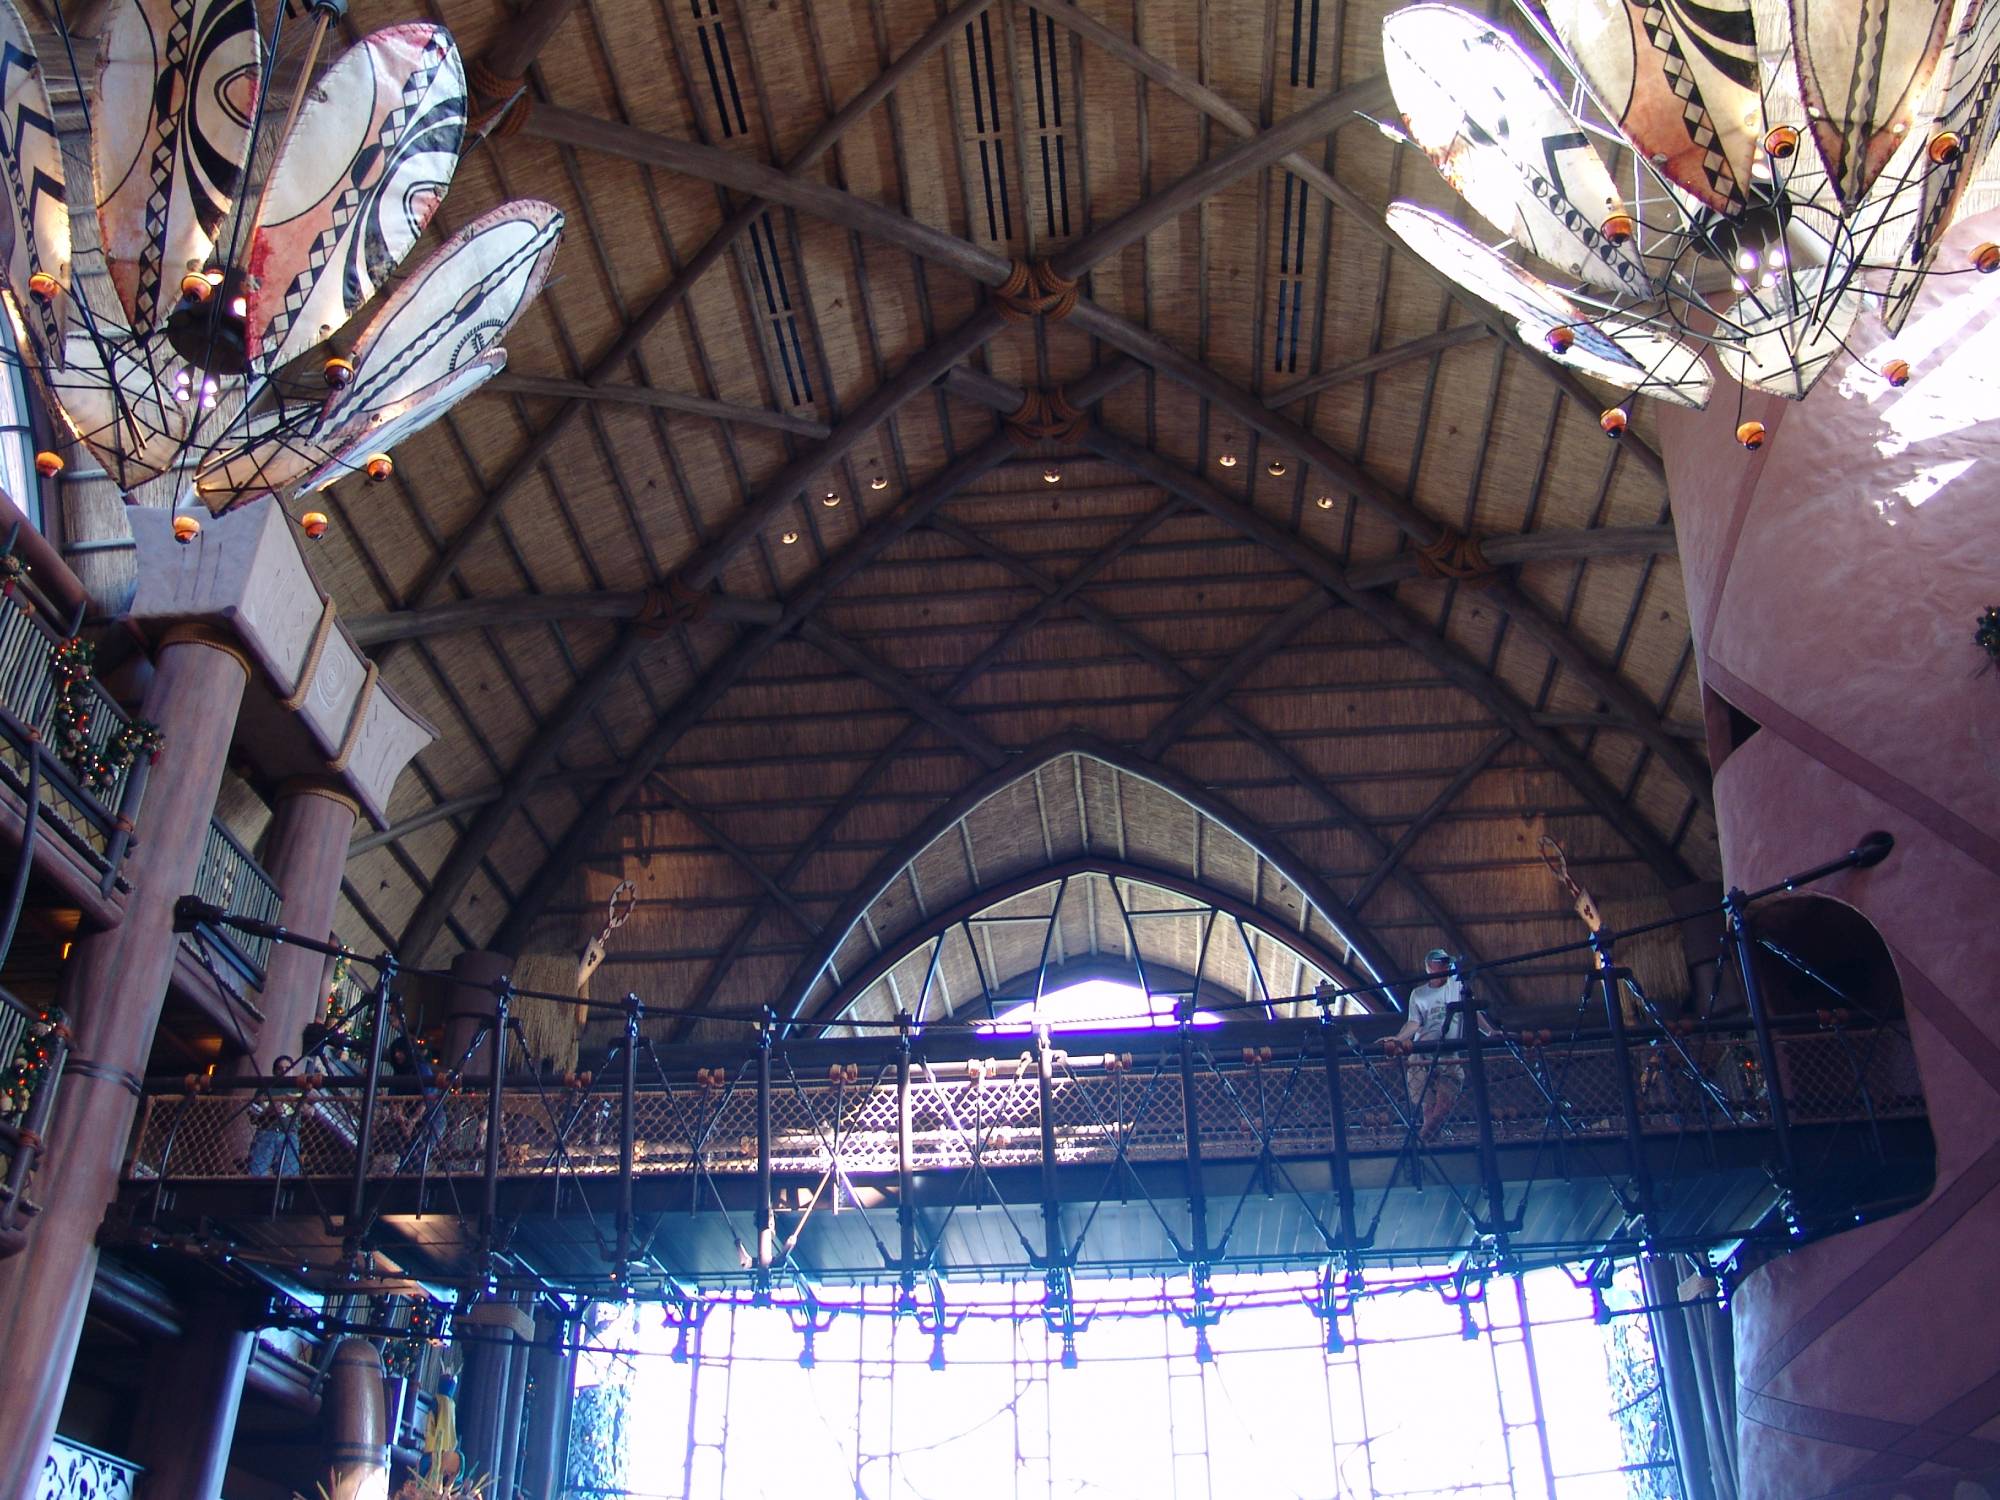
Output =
[{"x1": 123, "y1": 1026, "x2": 1927, "y2": 1184}]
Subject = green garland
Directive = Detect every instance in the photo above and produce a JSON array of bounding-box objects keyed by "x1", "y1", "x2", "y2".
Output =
[
  {"x1": 1977, "y1": 606, "x2": 2000, "y2": 668},
  {"x1": 0, "y1": 552, "x2": 26, "y2": 597},
  {"x1": 48, "y1": 636, "x2": 164, "y2": 794},
  {"x1": 1, "y1": 1004, "x2": 64, "y2": 1117}
]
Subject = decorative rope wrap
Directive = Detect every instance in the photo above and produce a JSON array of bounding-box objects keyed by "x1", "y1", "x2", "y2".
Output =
[
  {"x1": 992, "y1": 259, "x2": 1078, "y2": 322},
  {"x1": 1414, "y1": 528, "x2": 1496, "y2": 586},
  {"x1": 633, "y1": 576, "x2": 715, "y2": 636},
  {"x1": 327, "y1": 662, "x2": 378, "y2": 773},
  {"x1": 280, "y1": 595, "x2": 339, "y2": 712},
  {"x1": 1004, "y1": 387, "x2": 1086, "y2": 450},
  {"x1": 468, "y1": 59, "x2": 531, "y2": 139}
]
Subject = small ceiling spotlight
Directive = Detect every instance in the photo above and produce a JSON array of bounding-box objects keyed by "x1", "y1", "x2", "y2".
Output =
[
  {"x1": 1266, "y1": 457, "x2": 1287, "y2": 476},
  {"x1": 869, "y1": 473, "x2": 888, "y2": 491},
  {"x1": 781, "y1": 530, "x2": 800, "y2": 545},
  {"x1": 1043, "y1": 466, "x2": 1062, "y2": 484},
  {"x1": 1315, "y1": 494, "x2": 1335, "y2": 510},
  {"x1": 821, "y1": 490, "x2": 841, "y2": 508}
]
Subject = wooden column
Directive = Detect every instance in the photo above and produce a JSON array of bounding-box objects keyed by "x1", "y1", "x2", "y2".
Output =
[
  {"x1": 444, "y1": 949, "x2": 512, "y2": 1079},
  {"x1": 128, "y1": 1298, "x2": 254, "y2": 1500},
  {"x1": 0, "y1": 626, "x2": 250, "y2": 1494},
  {"x1": 493, "y1": 1323, "x2": 533, "y2": 1496},
  {"x1": 517, "y1": 1314, "x2": 575, "y2": 1500},
  {"x1": 324, "y1": 1337, "x2": 390, "y2": 1500},
  {"x1": 251, "y1": 779, "x2": 362, "y2": 1069},
  {"x1": 455, "y1": 1333, "x2": 516, "y2": 1485}
]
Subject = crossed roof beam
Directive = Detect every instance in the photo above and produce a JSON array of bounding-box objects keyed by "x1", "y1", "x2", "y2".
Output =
[{"x1": 387, "y1": 6, "x2": 1706, "y2": 965}]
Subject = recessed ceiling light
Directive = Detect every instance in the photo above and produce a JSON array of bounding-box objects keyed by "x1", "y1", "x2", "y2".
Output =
[
  {"x1": 1043, "y1": 467, "x2": 1062, "y2": 484},
  {"x1": 1267, "y1": 458, "x2": 1287, "y2": 476},
  {"x1": 821, "y1": 491, "x2": 841, "y2": 508},
  {"x1": 781, "y1": 530, "x2": 799, "y2": 545},
  {"x1": 1315, "y1": 495, "x2": 1334, "y2": 510},
  {"x1": 869, "y1": 474, "x2": 888, "y2": 491},
  {"x1": 1218, "y1": 453, "x2": 1238, "y2": 468}
]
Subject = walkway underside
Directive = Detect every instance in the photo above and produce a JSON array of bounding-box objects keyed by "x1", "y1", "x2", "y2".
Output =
[{"x1": 120, "y1": 1017, "x2": 1933, "y2": 1295}]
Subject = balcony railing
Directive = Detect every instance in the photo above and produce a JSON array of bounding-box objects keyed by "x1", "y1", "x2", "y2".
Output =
[
  {"x1": 0, "y1": 983, "x2": 68, "y2": 1256},
  {"x1": 37, "y1": 1436, "x2": 140, "y2": 1500},
  {"x1": 186, "y1": 819, "x2": 283, "y2": 989},
  {"x1": 0, "y1": 581, "x2": 144, "y2": 877}
]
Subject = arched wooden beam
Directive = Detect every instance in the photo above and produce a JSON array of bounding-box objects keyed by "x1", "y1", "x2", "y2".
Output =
[
  {"x1": 774, "y1": 732, "x2": 1406, "y2": 1024},
  {"x1": 805, "y1": 854, "x2": 1387, "y2": 1026},
  {"x1": 535, "y1": 106, "x2": 1710, "y2": 811}
]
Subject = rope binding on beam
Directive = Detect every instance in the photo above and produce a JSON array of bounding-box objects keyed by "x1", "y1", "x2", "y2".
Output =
[
  {"x1": 1415, "y1": 528, "x2": 1496, "y2": 586},
  {"x1": 992, "y1": 260, "x2": 1079, "y2": 322},
  {"x1": 1004, "y1": 387, "x2": 1086, "y2": 449}
]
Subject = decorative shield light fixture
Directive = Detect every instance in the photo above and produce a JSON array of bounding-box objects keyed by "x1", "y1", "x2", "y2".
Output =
[
  {"x1": 1379, "y1": 0, "x2": 2000, "y2": 414},
  {"x1": 0, "y1": 0, "x2": 564, "y2": 514}
]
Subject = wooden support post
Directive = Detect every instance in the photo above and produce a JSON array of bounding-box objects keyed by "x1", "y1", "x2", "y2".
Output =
[
  {"x1": 248, "y1": 780, "x2": 361, "y2": 1070},
  {"x1": 0, "y1": 626, "x2": 250, "y2": 1493},
  {"x1": 128, "y1": 1296, "x2": 254, "y2": 1499}
]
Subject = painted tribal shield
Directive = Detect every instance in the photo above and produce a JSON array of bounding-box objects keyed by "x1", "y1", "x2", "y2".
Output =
[
  {"x1": 1792, "y1": 0, "x2": 1956, "y2": 206},
  {"x1": 321, "y1": 198, "x2": 561, "y2": 436},
  {"x1": 245, "y1": 23, "x2": 467, "y2": 371},
  {"x1": 1385, "y1": 3, "x2": 1651, "y2": 299},
  {"x1": 1387, "y1": 203, "x2": 1713, "y2": 405},
  {"x1": 1881, "y1": 0, "x2": 2000, "y2": 330},
  {"x1": 0, "y1": 0, "x2": 71, "y2": 361},
  {"x1": 1539, "y1": 0, "x2": 1765, "y2": 215},
  {"x1": 302, "y1": 349, "x2": 503, "y2": 491},
  {"x1": 91, "y1": 0, "x2": 261, "y2": 334}
]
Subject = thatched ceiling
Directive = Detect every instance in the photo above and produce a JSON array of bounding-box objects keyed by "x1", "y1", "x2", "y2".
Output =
[{"x1": 303, "y1": 0, "x2": 1717, "y2": 1023}]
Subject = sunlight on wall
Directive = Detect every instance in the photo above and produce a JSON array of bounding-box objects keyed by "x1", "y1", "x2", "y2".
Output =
[{"x1": 982, "y1": 978, "x2": 1221, "y2": 1033}]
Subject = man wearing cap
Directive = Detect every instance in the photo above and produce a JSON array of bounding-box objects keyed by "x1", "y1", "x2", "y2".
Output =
[{"x1": 1385, "y1": 949, "x2": 1493, "y2": 1140}]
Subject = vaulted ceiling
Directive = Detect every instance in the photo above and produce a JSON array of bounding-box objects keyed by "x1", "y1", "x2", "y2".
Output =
[{"x1": 314, "y1": 0, "x2": 1718, "y2": 1025}]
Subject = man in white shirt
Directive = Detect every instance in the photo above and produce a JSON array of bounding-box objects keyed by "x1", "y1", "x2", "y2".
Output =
[{"x1": 1384, "y1": 948, "x2": 1493, "y2": 1140}]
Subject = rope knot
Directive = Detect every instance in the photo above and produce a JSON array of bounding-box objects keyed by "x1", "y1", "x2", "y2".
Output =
[
  {"x1": 1414, "y1": 528, "x2": 1495, "y2": 586},
  {"x1": 635, "y1": 576, "x2": 714, "y2": 636},
  {"x1": 993, "y1": 259, "x2": 1078, "y2": 323},
  {"x1": 468, "y1": 59, "x2": 532, "y2": 139},
  {"x1": 1004, "y1": 386, "x2": 1086, "y2": 449}
]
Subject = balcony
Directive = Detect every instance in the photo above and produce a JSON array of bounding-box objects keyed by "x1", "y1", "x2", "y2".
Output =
[
  {"x1": 0, "y1": 982, "x2": 66, "y2": 1257},
  {"x1": 184, "y1": 818, "x2": 283, "y2": 990},
  {"x1": 0, "y1": 559, "x2": 147, "y2": 917}
]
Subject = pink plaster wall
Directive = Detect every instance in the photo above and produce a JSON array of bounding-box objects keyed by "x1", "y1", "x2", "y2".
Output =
[{"x1": 1660, "y1": 207, "x2": 2000, "y2": 1500}]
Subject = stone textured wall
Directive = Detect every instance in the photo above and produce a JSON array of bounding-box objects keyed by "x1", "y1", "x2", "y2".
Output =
[{"x1": 1660, "y1": 207, "x2": 2000, "y2": 1499}]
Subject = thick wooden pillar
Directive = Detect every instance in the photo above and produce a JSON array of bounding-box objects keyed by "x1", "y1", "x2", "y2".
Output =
[
  {"x1": 444, "y1": 949, "x2": 512, "y2": 1078},
  {"x1": 128, "y1": 1297, "x2": 254, "y2": 1499},
  {"x1": 457, "y1": 1298, "x2": 531, "y2": 1487},
  {"x1": 0, "y1": 627, "x2": 250, "y2": 1495},
  {"x1": 494, "y1": 1324, "x2": 533, "y2": 1496},
  {"x1": 252, "y1": 779, "x2": 362, "y2": 1069}
]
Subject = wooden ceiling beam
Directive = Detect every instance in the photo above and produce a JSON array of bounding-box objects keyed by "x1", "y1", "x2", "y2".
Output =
[
  {"x1": 643, "y1": 774, "x2": 821, "y2": 938},
  {"x1": 1346, "y1": 732, "x2": 1514, "y2": 913},
  {"x1": 797, "y1": 620, "x2": 1009, "y2": 772},
  {"x1": 1138, "y1": 592, "x2": 1335, "y2": 759},
  {"x1": 346, "y1": 591, "x2": 782, "y2": 647},
  {"x1": 481, "y1": 0, "x2": 588, "y2": 82},
  {"x1": 482, "y1": 373, "x2": 833, "y2": 437},
  {"x1": 1083, "y1": 428, "x2": 1694, "y2": 887},
  {"x1": 1015, "y1": 0, "x2": 1666, "y2": 479},
  {"x1": 1265, "y1": 325, "x2": 1491, "y2": 408}
]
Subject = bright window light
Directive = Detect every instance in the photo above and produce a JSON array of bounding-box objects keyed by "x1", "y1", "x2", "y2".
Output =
[{"x1": 981, "y1": 977, "x2": 1220, "y2": 1033}]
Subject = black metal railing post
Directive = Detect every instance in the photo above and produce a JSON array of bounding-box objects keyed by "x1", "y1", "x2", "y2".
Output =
[
  {"x1": 1034, "y1": 1020, "x2": 1064, "y2": 1274},
  {"x1": 617, "y1": 992, "x2": 640, "y2": 1277},
  {"x1": 480, "y1": 979, "x2": 512, "y2": 1273},
  {"x1": 1593, "y1": 932, "x2": 1657, "y2": 1239},
  {"x1": 343, "y1": 956, "x2": 396, "y2": 1255},
  {"x1": 896, "y1": 1012, "x2": 917, "y2": 1307},
  {"x1": 1456, "y1": 990, "x2": 1516, "y2": 1237},
  {"x1": 755, "y1": 1009, "x2": 775, "y2": 1293},
  {"x1": 1176, "y1": 1003, "x2": 1211, "y2": 1271},
  {"x1": 1315, "y1": 987, "x2": 1362, "y2": 1264},
  {"x1": 1724, "y1": 888, "x2": 1796, "y2": 1182}
]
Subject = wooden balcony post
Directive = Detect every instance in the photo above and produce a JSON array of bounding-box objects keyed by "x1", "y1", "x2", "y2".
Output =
[
  {"x1": 0, "y1": 626, "x2": 250, "y2": 1493},
  {"x1": 248, "y1": 779, "x2": 362, "y2": 1071}
]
